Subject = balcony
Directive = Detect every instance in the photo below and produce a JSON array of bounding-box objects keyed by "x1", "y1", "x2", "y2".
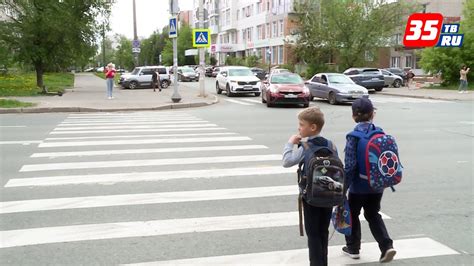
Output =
[{"x1": 210, "y1": 25, "x2": 219, "y2": 35}]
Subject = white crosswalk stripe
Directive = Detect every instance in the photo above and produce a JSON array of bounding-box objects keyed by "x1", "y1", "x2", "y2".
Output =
[
  {"x1": 370, "y1": 96, "x2": 451, "y2": 104},
  {"x1": 1, "y1": 111, "x2": 461, "y2": 264},
  {"x1": 225, "y1": 99, "x2": 255, "y2": 105}
]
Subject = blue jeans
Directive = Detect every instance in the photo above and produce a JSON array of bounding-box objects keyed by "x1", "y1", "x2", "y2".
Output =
[
  {"x1": 106, "y1": 78, "x2": 114, "y2": 97},
  {"x1": 458, "y1": 80, "x2": 468, "y2": 91}
]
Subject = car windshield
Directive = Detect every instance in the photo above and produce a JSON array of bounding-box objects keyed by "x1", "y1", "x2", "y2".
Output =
[
  {"x1": 328, "y1": 75, "x2": 354, "y2": 84},
  {"x1": 131, "y1": 68, "x2": 140, "y2": 75},
  {"x1": 271, "y1": 74, "x2": 303, "y2": 84},
  {"x1": 181, "y1": 68, "x2": 194, "y2": 73},
  {"x1": 228, "y1": 68, "x2": 253, "y2": 76}
]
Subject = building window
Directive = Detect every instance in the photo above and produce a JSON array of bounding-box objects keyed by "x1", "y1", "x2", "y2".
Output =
[
  {"x1": 273, "y1": 22, "x2": 277, "y2": 37},
  {"x1": 225, "y1": 10, "x2": 230, "y2": 26},
  {"x1": 257, "y1": 1, "x2": 262, "y2": 13},
  {"x1": 272, "y1": 46, "x2": 277, "y2": 64},
  {"x1": 267, "y1": 0, "x2": 270, "y2": 11},
  {"x1": 257, "y1": 25, "x2": 262, "y2": 40},
  {"x1": 406, "y1": 55, "x2": 413, "y2": 68},
  {"x1": 247, "y1": 27, "x2": 252, "y2": 42},
  {"x1": 391, "y1": 57, "x2": 400, "y2": 68},
  {"x1": 236, "y1": 9, "x2": 239, "y2": 20},
  {"x1": 266, "y1": 23, "x2": 271, "y2": 38},
  {"x1": 279, "y1": 20, "x2": 284, "y2": 36}
]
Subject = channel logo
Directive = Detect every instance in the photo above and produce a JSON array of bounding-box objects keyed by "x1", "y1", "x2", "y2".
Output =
[{"x1": 403, "y1": 13, "x2": 464, "y2": 48}]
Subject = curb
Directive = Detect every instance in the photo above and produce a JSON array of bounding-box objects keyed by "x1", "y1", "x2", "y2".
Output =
[
  {"x1": 0, "y1": 95, "x2": 219, "y2": 114},
  {"x1": 378, "y1": 92, "x2": 469, "y2": 101}
]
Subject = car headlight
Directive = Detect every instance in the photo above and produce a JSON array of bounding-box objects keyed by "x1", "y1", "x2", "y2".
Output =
[
  {"x1": 303, "y1": 86, "x2": 310, "y2": 94},
  {"x1": 229, "y1": 80, "x2": 238, "y2": 83}
]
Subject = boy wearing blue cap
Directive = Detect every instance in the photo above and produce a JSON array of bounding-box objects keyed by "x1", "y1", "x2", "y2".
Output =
[{"x1": 342, "y1": 98, "x2": 396, "y2": 263}]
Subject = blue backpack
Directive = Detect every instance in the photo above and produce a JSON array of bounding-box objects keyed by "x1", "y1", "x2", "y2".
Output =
[{"x1": 348, "y1": 124, "x2": 403, "y2": 191}]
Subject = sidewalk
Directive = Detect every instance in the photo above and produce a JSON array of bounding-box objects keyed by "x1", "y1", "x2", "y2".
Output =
[
  {"x1": 379, "y1": 85, "x2": 473, "y2": 101},
  {"x1": 0, "y1": 73, "x2": 218, "y2": 113}
]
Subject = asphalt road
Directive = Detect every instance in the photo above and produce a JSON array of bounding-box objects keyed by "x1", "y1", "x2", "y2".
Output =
[{"x1": 0, "y1": 78, "x2": 472, "y2": 265}]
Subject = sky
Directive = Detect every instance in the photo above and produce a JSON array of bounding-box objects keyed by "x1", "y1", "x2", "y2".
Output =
[{"x1": 109, "y1": 0, "x2": 194, "y2": 39}]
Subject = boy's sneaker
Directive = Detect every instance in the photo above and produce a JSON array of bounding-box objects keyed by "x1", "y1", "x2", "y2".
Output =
[
  {"x1": 342, "y1": 246, "x2": 360, "y2": 259},
  {"x1": 379, "y1": 248, "x2": 396, "y2": 263}
]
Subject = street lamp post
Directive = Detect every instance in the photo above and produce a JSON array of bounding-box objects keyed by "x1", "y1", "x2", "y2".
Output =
[{"x1": 170, "y1": 0, "x2": 181, "y2": 103}]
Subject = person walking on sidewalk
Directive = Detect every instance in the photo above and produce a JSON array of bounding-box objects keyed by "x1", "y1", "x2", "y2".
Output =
[
  {"x1": 342, "y1": 98, "x2": 396, "y2": 263},
  {"x1": 104, "y1": 63, "x2": 116, "y2": 99},
  {"x1": 406, "y1": 69, "x2": 415, "y2": 90},
  {"x1": 152, "y1": 70, "x2": 158, "y2": 92},
  {"x1": 458, "y1": 65, "x2": 470, "y2": 93}
]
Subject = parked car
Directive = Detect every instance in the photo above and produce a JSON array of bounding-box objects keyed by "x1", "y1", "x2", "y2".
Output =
[
  {"x1": 380, "y1": 69, "x2": 403, "y2": 88},
  {"x1": 96, "y1": 67, "x2": 105, "y2": 73},
  {"x1": 384, "y1": 68, "x2": 407, "y2": 84},
  {"x1": 250, "y1": 67, "x2": 267, "y2": 80},
  {"x1": 216, "y1": 66, "x2": 261, "y2": 97},
  {"x1": 119, "y1": 66, "x2": 171, "y2": 89},
  {"x1": 177, "y1": 67, "x2": 199, "y2": 82},
  {"x1": 343, "y1": 68, "x2": 385, "y2": 91},
  {"x1": 305, "y1": 73, "x2": 369, "y2": 105},
  {"x1": 211, "y1": 67, "x2": 220, "y2": 77},
  {"x1": 116, "y1": 68, "x2": 126, "y2": 74},
  {"x1": 261, "y1": 73, "x2": 311, "y2": 108},
  {"x1": 84, "y1": 67, "x2": 95, "y2": 72}
]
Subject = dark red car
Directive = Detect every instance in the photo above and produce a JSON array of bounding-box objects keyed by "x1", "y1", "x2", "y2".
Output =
[{"x1": 261, "y1": 73, "x2": 311, "y2": 107}]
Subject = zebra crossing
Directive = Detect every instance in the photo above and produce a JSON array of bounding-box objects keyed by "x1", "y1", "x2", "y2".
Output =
[
  {"x1": 0, "y1": 111, "x2": 460, "y2": 264},
  {"x1": 222, "y1": 96, "x2": 452, "y2": 106}
]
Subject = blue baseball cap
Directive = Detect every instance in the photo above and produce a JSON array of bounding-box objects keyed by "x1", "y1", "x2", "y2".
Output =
[{"x1": 352, "y1": 98, "x2": 375, "y2": 115}]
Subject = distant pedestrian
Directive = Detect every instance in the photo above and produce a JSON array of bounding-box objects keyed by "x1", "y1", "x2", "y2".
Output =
[
  {"x1": 458, "y1": 65, "x2": 470, "y2": 94},
  {"x1": 152, "y1": 69, "x2": 158, "y2": 92},
  {"x1": 406, "y1": 69, "x2": 415, "y2": 90},
  {"x1": 104, "y1": 63, "x2": 116, "y2": 99}
]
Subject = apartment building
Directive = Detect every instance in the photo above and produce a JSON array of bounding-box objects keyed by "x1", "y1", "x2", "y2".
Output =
[{"x1": 198, "y1": 0, "x2": 297, "y2": 66}]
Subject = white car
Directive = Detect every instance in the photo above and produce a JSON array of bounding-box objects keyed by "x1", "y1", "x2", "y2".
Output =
[{"x1": 216, "y1": 66, "x2": 261, "y2": 97}]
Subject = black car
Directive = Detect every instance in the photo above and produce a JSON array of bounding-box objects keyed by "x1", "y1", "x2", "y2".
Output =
[
  {"x1": 385, "y1": 68, "x2": 407, "y2": 84},
  {"x1": 250, "y1": 67, "x2": 267, "y2": 80},
  {"x1": 343, "y1": 68, "x2": 385, "y2": 91}
]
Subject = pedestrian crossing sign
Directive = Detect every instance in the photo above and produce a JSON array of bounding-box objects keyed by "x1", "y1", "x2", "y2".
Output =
[
  {"x1": 169, "y1": 17, "x2": 177, "y2": 38},
  {"x1": 193, "y1": 29, "x2": 211, "y2": 48}
]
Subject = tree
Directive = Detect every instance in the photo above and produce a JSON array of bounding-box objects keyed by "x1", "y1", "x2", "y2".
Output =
[
  {"x1": 419, "y1": 0, "x2": 474, "y2": 84},
  {"x1": 114, "y1": 34, "x2": 134, "y2": 71},
  {"x1": 0, "y1": 0, "x2": 111, "y2": 91},
  {"x1": 293, "y1": 0, "x2": 411, "y2": 74},
  {"x1": 161, "y1": 23, "x2": 195, "y2": 66}
]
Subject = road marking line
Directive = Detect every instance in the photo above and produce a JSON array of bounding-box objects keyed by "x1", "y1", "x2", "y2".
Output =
[
  {"x1": 60, "y1": 118, "x2": 202, "y2": 123},
  {"x1": 66, "y1": 113, "x2": 191, "y2": 118},
  {"x1": 240, "y1": 98, "x2": 262, "y2": 104},
  {"x1": 0, "y1": 126, "x2": 27, "y2": 128},
  {"x1": 458, "y1": 121, "x2": 474, "y2": 125},
  {"x1": 38, "y1": 136, "x2": 251, "y2": 148},
  {"x1": 0, "y1": 211, "x2": 390, "y2": 249},
  {"x1": 6, "y1": 166, "x2": 295, "y2": 187},
  {"x1": 57, "y1": 121, "x2": 209, "y2": 127},
  {"x1": 0, "y1": 185, "x2": 296, "y2": 214},
  {"x1": 52, "y1": 124, "x2": 218, "y2": 131},
  {"x1": 20, "y1": 154, "x2": 279, "y2": 172},
  {"x1": 31, "y1": 144, "x2": 267, "y2": 158},
  {"x1": 44, "y1": 132, "x2": 237, "y2": 141},
  {"x1": 125, "y1": 238, "x2": 458, "y2": 265},
  {"x1": 225, "y1": 99, "x2": 254, "y2": 106},
  {"x1": 0, "y1": 141, "x2": 42, "y2": 145},
  {"x1": 49, "y1": 127, "x2": 227, "y2": 135}
]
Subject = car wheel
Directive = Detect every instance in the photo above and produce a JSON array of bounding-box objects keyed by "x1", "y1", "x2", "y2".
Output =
[
  {"x1": 216, "y1": 82, "x2": 222, "y2": 94},
  {"x1": 375, "y1": 87, "x2": 383, "y2": 92},
  {"x1": 254, "y1": 92, "x2": 261, "y2": 97},
  {"x1": 328, "y1": 92, "x2": 337, "y2": 105},
  {"x1": 393, "y1": 79, "x2": 401, "y2": 88},
  {"x1": 161, "y1": 80, "x2": 169, "y2": 88},
  {"x1": 267, "y1": 100, "x2": 273, "y2": 107},
  {"x1": 129, "y1": 81, "x2": 138, "y2": 90},
  {"x1": 226, "y1": 84, "x2": 234, "y2": 97}
]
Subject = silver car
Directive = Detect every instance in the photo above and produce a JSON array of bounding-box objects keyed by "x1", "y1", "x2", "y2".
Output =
[
  {"x1": 380, "y1": 69, "x2": 403, "y2": 88},
  {"x1": 305, "y1": 73, "x2": 369, "y2": 105}
]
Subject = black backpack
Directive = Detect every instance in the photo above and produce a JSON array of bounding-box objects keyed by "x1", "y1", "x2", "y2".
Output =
[{"x1": 297, "y1": 138, "x2": 346, "y2": 236}]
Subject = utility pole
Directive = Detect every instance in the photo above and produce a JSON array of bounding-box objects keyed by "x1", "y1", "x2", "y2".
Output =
[
  {"x1": 132, "y1": 0, "x2": 139, "y2": 66},
  {"x1": 170, "y1": 0, "x2": 181, "y2": 103},
  {"x1": 198, "y1": 0, "x2": 206, "y2": 97},
  {"x1": 102, "y1": 24, "x2": 106, "y2": 66}
]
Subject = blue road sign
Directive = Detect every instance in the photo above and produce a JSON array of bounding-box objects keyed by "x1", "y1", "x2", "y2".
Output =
[
  {"x1": 169, "y1": 17, "x2": 177, "y2": 38},
  {"x1": 193, "y1": 29, "x2": 210, "y2": 48},
  {"x1": 132, "y1": 39, "x2": 140, "y2": 48}
]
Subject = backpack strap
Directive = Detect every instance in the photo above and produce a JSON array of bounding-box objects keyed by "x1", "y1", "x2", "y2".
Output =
[{"x1": 298, "y1": 194, "x2": 304, "y2": 237}]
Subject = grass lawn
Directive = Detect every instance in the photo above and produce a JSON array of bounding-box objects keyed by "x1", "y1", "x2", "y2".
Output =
[
  {"x1": 0, "y1": 99, "x2": 36, "y2": 108},
  {"x1": 94, "y1": 72, "x2": 121, "y2": 84},
  {"x1": 0, "y1": 72, "x2": 74, "y2": 97}
]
